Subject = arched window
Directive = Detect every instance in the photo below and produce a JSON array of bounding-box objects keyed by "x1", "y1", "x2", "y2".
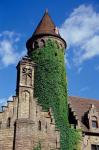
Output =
[
  {"x1": 38, "y1": 121, "x2": 41, "y2": 131},
  {"x1": 39, "y1": 39, "x2": 45, "y2": 48},
  {"x1": 92, "y1": 116, "x2": 98, "y2": 128},
  {"x1": 60, "y1": 43, "x2": 63, "y2": 48},
  {"x1": 7, "y1": 117, "x2": 11, "y2": 128},
  {"x1": 55, "y1": 41, "x2": 59, "y2": 49}
]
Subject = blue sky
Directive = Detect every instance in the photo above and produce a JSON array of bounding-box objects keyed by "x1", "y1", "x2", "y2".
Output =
[{"x1": 0, "y1": 0, "x2": 99, "y2": 107}]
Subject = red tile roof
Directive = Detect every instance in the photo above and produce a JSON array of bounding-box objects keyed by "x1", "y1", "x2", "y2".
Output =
[
  {"x1": 68, "y1": 96, "x2": 99, "y2": 132},
  {"x1": 33, "y1": 10, "x2": 60, "y2": 37}
]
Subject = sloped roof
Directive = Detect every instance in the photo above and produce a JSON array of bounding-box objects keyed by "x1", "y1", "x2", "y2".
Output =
[
  {"x1": 33, "y1": 10, "x2": 60, "y2": 37},
  {"x1": 68, "y1": 96, "x2": 99, "y2": 132}
]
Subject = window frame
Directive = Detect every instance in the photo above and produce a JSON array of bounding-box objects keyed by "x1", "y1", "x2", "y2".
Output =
[
  {"x1": 91, "y1": 144, "x2": 99, "y2": 150},
  {"x1": 91, "y1": 116, "x2": 98, "y2": 129},
  {"x1": 92, "y1": 120, "x2": 98, "y2": 128}
]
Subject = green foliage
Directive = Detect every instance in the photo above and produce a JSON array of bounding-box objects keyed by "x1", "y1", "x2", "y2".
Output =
[
  {"x1": 30, "y1": 39, "x2": 81, "y2": 150},
  {"x1": 33, "y1": 142, "x2": 41, "y2": 150}
]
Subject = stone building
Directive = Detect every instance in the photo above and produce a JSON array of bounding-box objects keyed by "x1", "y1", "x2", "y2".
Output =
[
  {"x1": 0, "y1": 11, "x2": 99, "y2": 150},
  {"x1": 69, "y1": 96, "x2": 99, "y2": 150}
]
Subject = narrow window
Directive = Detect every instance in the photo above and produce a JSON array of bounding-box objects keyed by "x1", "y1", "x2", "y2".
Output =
[
  {"x1": 7, "y1": 117, "x2": 11, "y2": 128},
  {"x1": 38, "y1": 121, "x2": 41, "y2": 131},
  {"x1": 92, "y1": 121, "x2": 98, "y2": 128},
  {"x1": 40, "y1": 39, "x2": 45, "y2": 48},
  {"x1": 56, "y1": 139, "x2": 57, "y2": 148},
  {"x1": 60, "y1": 43, "x2": 63, "y2": 48},
  {"x1": 36, "y1": 107, "x2": 38, "y2": 116},
  {"x1": 0, "y1": 121, "x2": 2, "y2": 129},
  {"x1": 51, "y1": 118, "x2": 53, "y2": 123},
  {"x1": 91, "y1": 144, "x2": 99, "y2": 150},
  {"x1": 92, "y1": 116, "x2": 98, "y2": 128},
  {"x1": 55, "y1": 52, "x2": 57, "y2": 56},
  {"x1": 45, "y1": 122, "x2": 47, "y2": 132}
]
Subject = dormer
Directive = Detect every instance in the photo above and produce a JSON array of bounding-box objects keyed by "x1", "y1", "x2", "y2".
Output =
[{"x1": 88, "y1": 104, "x2": 99, "y2": 131}]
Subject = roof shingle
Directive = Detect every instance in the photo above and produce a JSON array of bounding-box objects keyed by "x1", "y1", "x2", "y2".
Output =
[
  {"x1": 33, "y1": 10, "x2": 60, "y2": 37},
  {"x1": 68, "y1": 96, "x2": 99, "y2": 132}
]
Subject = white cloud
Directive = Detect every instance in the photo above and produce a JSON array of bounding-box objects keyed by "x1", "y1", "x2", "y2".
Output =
[
  {"x1": 80, "y1": 86, "x2": 89, "y2": 92},
  {"x1": 0, "y1": 98, "x2": 6, "y2": 111},
  {"x1": 76, "y1": 67, "x2": 83, "y2": 74},
  {"x1": 0, "y1": 31, "x2": 26, "y2": 68},
  {"x1": 64, "y1": 54, "x2": 71, "y2": 69},
  {"x1": 95, "y1": 65, "x2": 99, "y2": 71},
  {"x1": 8, "y1": 96, "x2": 13, "y2": 101},
  {"x1": 0, "y1": 98, "x2": 6, "y2": 105},
  {"x1": 60, "y1": 5, "x2": 99, "y2": 65},
  {"x1": 0, "y1": 95, "x2": 13, "y2": 111}
]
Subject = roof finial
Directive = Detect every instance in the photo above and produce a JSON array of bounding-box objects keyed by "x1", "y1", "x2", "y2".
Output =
[{"x1": 45, "y1": 8, "x2": 48, "y2": 13}]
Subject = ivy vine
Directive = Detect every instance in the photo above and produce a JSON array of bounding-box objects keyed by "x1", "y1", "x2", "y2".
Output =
[
  {"x1": 33, "y1": 142, "x2": 41, "y2": 150},
  {"x1": 30, "y1": 39, "x2": 81, "y2": 150}
]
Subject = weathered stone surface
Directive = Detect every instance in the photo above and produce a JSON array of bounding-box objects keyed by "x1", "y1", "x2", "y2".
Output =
[{"x1": 0, "y1": 56, "x2": 60, "y2": 150}]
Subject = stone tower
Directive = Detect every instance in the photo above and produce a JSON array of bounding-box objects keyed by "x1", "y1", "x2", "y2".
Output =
[
  {"x1": 26, "y1": 10, "x2": 68, "y2": 150},
  {"x1": 0, "y1": 11, "x2": 67, "y2": 150}
]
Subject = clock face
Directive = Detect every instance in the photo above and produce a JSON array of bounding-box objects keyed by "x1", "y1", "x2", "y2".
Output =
[{"x1": 22, "y1": 67, "x2": 32, "y2": 78}]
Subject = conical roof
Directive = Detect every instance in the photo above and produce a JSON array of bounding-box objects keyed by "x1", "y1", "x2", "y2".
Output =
[
  {"x1": 26, "y1": 10, "x2": 67, "y2": 53},
  {"x1": 33, "y1": 10, "x2": 60, "y2": 37}
]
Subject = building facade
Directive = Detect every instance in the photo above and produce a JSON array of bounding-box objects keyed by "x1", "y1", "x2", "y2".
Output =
[
  {"x1": 0, "y1": 11, "x2": 99, "y2": 150},
  {"x1": 69, "y1": 96, "x2": 99, "y2": 150}
]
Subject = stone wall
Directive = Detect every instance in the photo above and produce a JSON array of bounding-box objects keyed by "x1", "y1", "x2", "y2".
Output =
[
  {"x1": 0, "y1": 95, "x2": 60, "y2": 150},
  {"x1": 82, "y1": 134, "x2": 99, "y2": 150},
  {"x1": 0, "y1": 129, "x2": 14, "y2": 150},
  {"x1": 0, "y1": 56, "x2": 60, "y2": 150}
]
